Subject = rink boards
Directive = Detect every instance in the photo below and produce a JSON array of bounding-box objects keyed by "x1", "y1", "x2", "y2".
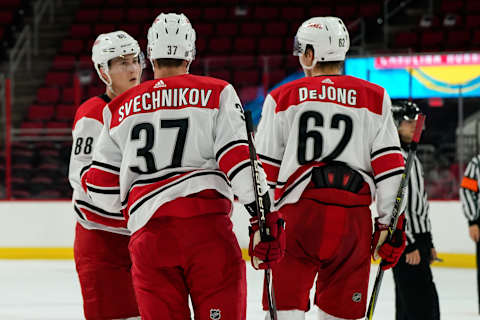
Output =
[{"x1": 0, "y1": 200, "x2": 475, "y2": 268}]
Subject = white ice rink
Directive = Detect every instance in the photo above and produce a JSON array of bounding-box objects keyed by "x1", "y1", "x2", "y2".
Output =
[{"x1": 0, "y1": 260, "x2": 478, "y2": 320}]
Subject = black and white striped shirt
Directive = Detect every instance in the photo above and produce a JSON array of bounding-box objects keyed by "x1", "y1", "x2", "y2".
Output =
[
  {"x1": 460, "y1": 155, "x2": 480, "y2": 224},
  {"x1": 402, "y1": 147, "x2": 432, "y2": 246}
]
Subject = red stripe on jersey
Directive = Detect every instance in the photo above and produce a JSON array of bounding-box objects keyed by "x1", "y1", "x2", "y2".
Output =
[
  {"x1": 261, "y1": 161, "x2": 280, "y2": 183},
  {"x1": 270, "y1": 75, "x2": 384, "y2": 115},
  {"x1": 86, "y1": 168, "x2": 120, "y2": 188},
  {"x1": 218, "y1": 145, "x2": 250, "y2": 175},
  {"x1": 371, "y1": 153, "x2": 405, "y2": 177},
  {"x1": 73, "y1": 96, "x2": 106, "y2": 130},
  {"x1": 109, "y1": 74, "x2": 228, "y2": 129},
  {"x1": 78, "y1": 207, "x2": 127, "y2": 229},
  {"x1": 274, "y1": 161, "x2": 324, "y2": 200},
  {"x1": 125, "y1": 171, "x2": 193, "y2": 214}
]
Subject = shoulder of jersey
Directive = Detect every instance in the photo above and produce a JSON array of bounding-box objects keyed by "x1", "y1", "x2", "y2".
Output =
[
  {"x1": 269, "y1": 77, "x2": 311, "y2": 100},
  {"x1": 182, "y1": 73, "x2": 230, "y2": 91},
  {"x1": 269, "y1": 75, "x2": 386, "y2": 115},
  {"x1": 73, "y1": 96, "x2": 108, "y2": 129}
]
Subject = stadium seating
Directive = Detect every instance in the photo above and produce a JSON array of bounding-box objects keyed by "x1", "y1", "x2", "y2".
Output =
[
  {"x1": 391, "y1": 0, "x2": 480, "y2": 51},
  {"x1": 14, "y1": 0, "x2": 386, "y2": 199},
  {"x1": 0, "y1": 0, "x2": 29, "y2": 60}
]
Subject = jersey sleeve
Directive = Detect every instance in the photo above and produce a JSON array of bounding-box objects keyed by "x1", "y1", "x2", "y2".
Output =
[
  {"x1": 214, "y1": 84, "x2": 268, "y2": 204},
  {"x1": 68, "y1": 118, "x2": 102, "y2": 193},
  {"x1": 255, "y1": 94, "x2": 284, "y2": 190},
  {"x1": 85, "y1": 106, "x2": 123, "y2": 212},
  {"x1": 370, "y1": 90, "x2": 405, "y2": 225},
  {"x1": 403, "y1": 154, "x2": 416, "y2": 247},
  {"x1": 460, "y1": 157, "x2": 480, "y2": 224}
]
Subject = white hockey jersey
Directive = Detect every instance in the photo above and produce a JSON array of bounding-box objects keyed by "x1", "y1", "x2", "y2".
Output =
[
  {"x1": 255, "y1": 75, "x2": 404, "y2": 225},
  {"x1": 69, "y1": 94, "x2": 129, "y2": 235},
  {"x1": 85, "y1": 74, "x2": 267, "y2": 233}
]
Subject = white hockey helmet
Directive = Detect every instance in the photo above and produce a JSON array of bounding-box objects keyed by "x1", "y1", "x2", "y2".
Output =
[
  {"x1": 147, "y1": 13, "x2": 196, "y2": 69},
  {"x1": 293, "y1": 17, "x2": 350, "y2": 69},
  {"x1": 91, "y1": 30, "x2": 143, "y2": 87}
]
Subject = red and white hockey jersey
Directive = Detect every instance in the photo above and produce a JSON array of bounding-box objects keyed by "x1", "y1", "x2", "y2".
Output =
[
  {"x1": 69, "y1": 94, "x2": 129, "y2": 235},
  {"x1": 255, "y1": 75, "x2": 404, "y2": 225},
  {"x1": 85, "y1": 74, "x2": 267, "y2": 233}
]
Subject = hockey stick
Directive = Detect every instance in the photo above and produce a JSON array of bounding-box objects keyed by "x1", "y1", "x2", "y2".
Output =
[
  {"x1": 365, "y1": 114, "x2": 426, "y2": 320},
  {"x1": 244, "y1": 110, "x2": 278, "y2": 320}
]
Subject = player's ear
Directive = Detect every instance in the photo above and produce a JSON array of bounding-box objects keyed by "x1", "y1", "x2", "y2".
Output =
[{"x1": 305, "y1": 48, "x2": 314, "y2": 61}]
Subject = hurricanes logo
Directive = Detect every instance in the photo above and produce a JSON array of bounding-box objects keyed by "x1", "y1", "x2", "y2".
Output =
[
  {"x1": 352, "y1": 292, "x2": 362, "y2": 303},
  {"x1": 210, "y1": 309, "x2": 221, "y2": 319}
]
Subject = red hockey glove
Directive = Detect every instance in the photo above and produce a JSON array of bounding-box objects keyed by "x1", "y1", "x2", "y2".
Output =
[
  {"x1": 248, "y1": 211, "x2": 286, "y2": 270},
  {"x1": 371, "y1": 213, "x2": 406, "y2": 271}
]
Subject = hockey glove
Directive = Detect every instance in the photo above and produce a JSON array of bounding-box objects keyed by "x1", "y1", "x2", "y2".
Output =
[
  {"x1": 371, "y1": 213, "x2": 406, "y2": 270},
  {"x1": 248, "y1": 211, "x2": 286, "y2": 270}
]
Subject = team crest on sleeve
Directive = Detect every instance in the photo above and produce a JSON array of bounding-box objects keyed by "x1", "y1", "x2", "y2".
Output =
[{"x1": 210, "y1": 309, "x2": 221, "y2": 319}]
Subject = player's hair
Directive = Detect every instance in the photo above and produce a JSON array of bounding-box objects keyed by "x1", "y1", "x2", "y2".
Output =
[
  {"x1": 305, "y1": 45, "x2": 344, "y2": 71},
  {"x1": 155, "y1": 58, "x2": 184, "y2": 68}
]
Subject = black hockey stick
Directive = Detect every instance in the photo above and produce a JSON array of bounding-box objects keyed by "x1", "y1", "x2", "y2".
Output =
[
  {"x1": 244, "y1": 110, "x2": 278, "y2": 320},
  {"x1": 365, "y1": 114, "x2": 426, "y2": 320}
]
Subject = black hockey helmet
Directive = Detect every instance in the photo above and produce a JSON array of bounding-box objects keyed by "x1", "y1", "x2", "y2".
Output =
[{"x1": 391, "y1": 100, "x2": 421, "y2": 127}]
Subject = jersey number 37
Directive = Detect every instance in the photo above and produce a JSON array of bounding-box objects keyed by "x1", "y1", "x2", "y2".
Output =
[{"x1": 130, "y1": 118, "x2": 188, "y2": 174}]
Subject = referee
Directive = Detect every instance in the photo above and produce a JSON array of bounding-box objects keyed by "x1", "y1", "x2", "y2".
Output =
[
  {"x1": 391, "y1": 101, "x2": 440, "y2": 320},
  {"x1": 460, "y1": 154, "x2": 480, "y2": 314}
]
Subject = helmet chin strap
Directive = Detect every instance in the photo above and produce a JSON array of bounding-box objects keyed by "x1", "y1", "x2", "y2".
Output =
[
  {"x1": 149, "y1": 58, "x2": 155, "y2": 73},
  {"x1": 105, "y1": 74, "x2": 117, "y2": 96},
  {"x1": 99, "y1": 64, "x2": 117, "y2": 96},
  {"x1": 299, "y1": 56, "x2": 318, "y2": 76}
]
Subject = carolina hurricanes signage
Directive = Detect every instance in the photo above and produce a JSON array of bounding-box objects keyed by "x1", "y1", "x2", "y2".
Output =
[{"x1": 374, "y1": 53, "x2": 480, "y2": 69}]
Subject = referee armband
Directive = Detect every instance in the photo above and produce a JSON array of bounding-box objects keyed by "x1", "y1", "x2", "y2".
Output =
[{"x1": 461, "y1": 177, "x2": 479, "y2": 192}]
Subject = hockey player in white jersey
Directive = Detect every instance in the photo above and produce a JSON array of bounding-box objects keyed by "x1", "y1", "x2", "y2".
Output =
[
  {"x1": 255, "y1": 17, "x2": 407, "y2": 320},
  {"x1": 68, "y1": 31, "x2": 142, "y2": 319},
  {"x1": 83, "y1": 13, "x2": 285, "y2": 320}
]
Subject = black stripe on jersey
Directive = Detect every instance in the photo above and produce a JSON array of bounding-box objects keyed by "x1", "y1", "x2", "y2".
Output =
[
  {"x1": 304, "y1": 197, "x2": 369, "y2": 208},
  {"x1": 74, "y1": 205, "x2": 86, "y2": 220},
  {"x1": 228, "y1": 161, "x2": 250, "y2": 181},
  {"x1": 92, "y1": 161, "x2": 120, "y2": 173},
  {"x1": 371, "y1": 146, "x2": 401, "y2": 159},
  {"x1": 215, "y1": 140, "x2": 248, "y2": 161},
  {"x1": 98, "y1": 93, "x2": 111, "y2": 103},
  {"x1": 129, "y1": 171, "x2": 230, "y2": 215},
  {"x1": 75, "y1": 200, "x2": 123, "y2": 217},
  {"x1": 274, "y1": 171, "x2": 312, "y2": 206},
  {"x1": 404, "y1": 153, "x2": 432, "y2": 237},
  {"x1": 268, "y1": 183, "x2": 276, "y2": 188},
  {"x1": 79, "y1": 164, "x2": 91, "y2": 179},
  {"x1": 461, "y1": 187, "x2": 477, "y2": 221},
  {"x1": 258, "y1": 154, "x2": 282, "y2": 165},
  {"x1": 121, "y1": 170, "x2": 192, "y2": 206},
  {"x1": 374, "y1": 169, "x2": 404, "y2": 184},
  {"x1": 87, "y1": 185, "x2": 120, "y2": 194}
]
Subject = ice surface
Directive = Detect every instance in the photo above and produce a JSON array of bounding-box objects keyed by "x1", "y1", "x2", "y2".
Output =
[{"x1": 0, "y1": 260, "x2": 477, "y2": 319}]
